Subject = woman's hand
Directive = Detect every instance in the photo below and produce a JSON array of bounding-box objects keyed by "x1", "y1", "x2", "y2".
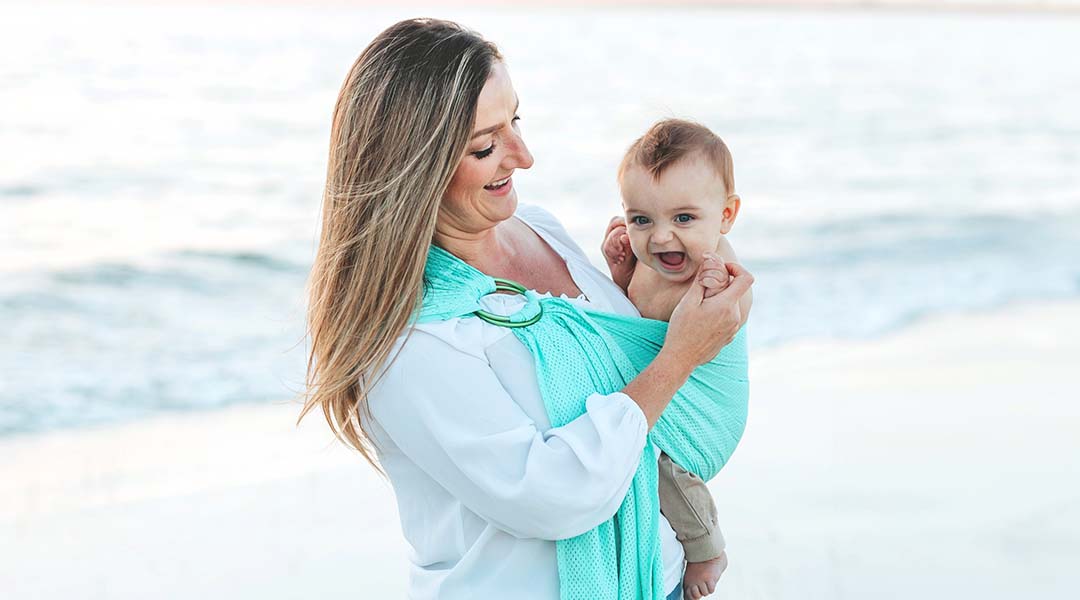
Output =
[
  {"x1": 601, "y1": 216, "x2": 636, "y2": 293},
  {"x1": 665, "y1": 253, "x2": 754, "y2": 367},
  {"x1": 621, "y1": 252, "x2": 753, "y2": 428}
]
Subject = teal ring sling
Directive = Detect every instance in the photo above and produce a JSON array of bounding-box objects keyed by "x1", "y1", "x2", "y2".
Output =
[{"x1": 419, "y1": 244, "x2": 748, "y2": 600}]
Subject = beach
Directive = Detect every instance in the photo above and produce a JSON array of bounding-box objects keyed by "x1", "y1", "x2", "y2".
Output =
[
  {"x1": 4, "y1": 299, "x2": 1076, "y2": 599},
  {"x1": 3, "y1": 3, "x2": 1078, "y2": 597}
]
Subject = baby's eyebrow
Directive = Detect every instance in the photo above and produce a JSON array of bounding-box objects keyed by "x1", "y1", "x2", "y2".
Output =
[{"x1": 625, "y1": 206, "x2": 699, "y2": 214}]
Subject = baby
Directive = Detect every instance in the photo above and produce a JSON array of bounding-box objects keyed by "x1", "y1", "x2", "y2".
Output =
[{"x1": 602, "y1": 119, "x2": 752, "y2": 600}]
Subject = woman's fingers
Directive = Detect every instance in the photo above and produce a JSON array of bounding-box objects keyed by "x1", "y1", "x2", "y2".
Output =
[{"x1": 666, "y1": 257, "x2": 753, "y2": 365}]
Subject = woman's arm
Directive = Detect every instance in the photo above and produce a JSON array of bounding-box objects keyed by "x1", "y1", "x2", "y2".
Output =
[
  {"x1": 626, "y1": 256, "x2": 753, "y2": 427},
  {"x1": 368, "y1": 330, "x2": 649, "y2": 541}
]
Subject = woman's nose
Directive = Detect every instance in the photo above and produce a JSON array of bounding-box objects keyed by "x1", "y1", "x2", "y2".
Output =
[{"x1": 504, "y1": 128, "x2": 534, "y2": 170}]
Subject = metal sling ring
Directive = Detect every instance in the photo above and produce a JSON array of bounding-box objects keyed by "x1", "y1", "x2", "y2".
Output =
[{"x1": 473, "y1": 277, "x2": 543, "y2": 328}]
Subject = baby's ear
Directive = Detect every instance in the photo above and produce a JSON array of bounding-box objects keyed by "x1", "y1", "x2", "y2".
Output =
[{"x1": 720, "y1": 194, "x2": 741, "y2": 234}]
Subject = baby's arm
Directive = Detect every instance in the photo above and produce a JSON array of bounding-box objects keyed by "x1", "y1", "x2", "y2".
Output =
[{"x1": 602, "y1": 216, "x2": 636, "y2": 293}]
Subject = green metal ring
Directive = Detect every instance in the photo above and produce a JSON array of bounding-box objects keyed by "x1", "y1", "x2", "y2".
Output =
[{"x1": 473, "y1": 277, "x2": 543, "y2": 328}]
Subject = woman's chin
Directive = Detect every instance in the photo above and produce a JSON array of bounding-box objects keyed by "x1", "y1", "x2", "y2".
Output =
[{"x1": 487, "y1": 190, "x2": 518, "y2": 219}]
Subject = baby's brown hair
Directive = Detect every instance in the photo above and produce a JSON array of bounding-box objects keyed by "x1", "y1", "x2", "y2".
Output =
[{"x1": 618, "y1": 118, "x2": 735, "y2": 196}]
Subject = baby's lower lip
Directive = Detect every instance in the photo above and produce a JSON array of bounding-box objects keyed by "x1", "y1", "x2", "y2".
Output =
[{"x1": 654, "y1": 252, "x2": 687, "y2": 271}]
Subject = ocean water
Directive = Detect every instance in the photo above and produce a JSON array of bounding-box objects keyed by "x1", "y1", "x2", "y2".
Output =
[{"x1": 1, "y1": 4, "x2": 1078, "y2": 436}]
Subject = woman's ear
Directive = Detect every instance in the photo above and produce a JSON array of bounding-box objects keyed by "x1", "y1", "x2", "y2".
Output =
[{"x1": 720, "y1": 194, "x2": 741, "y2": 234}]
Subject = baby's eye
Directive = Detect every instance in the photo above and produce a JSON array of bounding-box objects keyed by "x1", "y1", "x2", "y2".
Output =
[
  {"x1": 674, "y1": 214, "x2": 695, "y2": 224},
  {"x1": 630, "y1": 216, "x2": 650, "y2": 226}
]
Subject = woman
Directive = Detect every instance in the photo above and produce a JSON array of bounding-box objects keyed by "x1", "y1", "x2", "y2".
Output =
[{"x1": 300, "y1": 18, "x2": 753, "y2": 600}]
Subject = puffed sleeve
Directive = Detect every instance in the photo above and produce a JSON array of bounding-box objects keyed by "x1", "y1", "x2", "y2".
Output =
[{"x1": 368, "y1": 328, "x2": 649, "y2": 541}]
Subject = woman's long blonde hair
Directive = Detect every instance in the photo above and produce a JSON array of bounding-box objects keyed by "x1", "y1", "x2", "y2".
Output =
[{"x1": 299, "y1": 19, "x2": 501, "y2": 469}]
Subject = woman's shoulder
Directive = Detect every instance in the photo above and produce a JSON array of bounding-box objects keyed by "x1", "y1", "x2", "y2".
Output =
[
  {"x1": 389, "y1": 317, "x2": 508, "y2": 367},
  {"x1": 367, "y1": 323, "x2": 495, "y2": 414},
  {"x1": 514, "y1": 202, "x2": 562, "y2": 228},
  {"x1": 514, "y1": 203, "x2": 588, "y2": 260}
]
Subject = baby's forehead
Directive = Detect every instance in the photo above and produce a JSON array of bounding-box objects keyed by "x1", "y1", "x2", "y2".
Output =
[
  {"x1": 621, "y1": 161, "x2": 728, "y2": 205},
  {"x1": 626, "y1": 155, "x2": 726, "y2": 185}
]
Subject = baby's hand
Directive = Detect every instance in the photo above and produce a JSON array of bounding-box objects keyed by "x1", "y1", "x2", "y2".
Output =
[
  {"x1": 699, "y1": 252, "x2": 730, "y2": 300},
  {"x1": 602, "y1": 216, "x2": 635, "y2": 292}
]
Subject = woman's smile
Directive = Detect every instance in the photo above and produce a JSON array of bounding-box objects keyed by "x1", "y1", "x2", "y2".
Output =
[{"x1": 484, "y1": 175, "x2": 513, "y2": 195}]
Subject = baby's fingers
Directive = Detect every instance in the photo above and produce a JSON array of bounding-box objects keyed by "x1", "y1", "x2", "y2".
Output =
[
  {"x1": 605, "y1": 215, "x2": 627, "y2": 236},
  {"x1": 700, "y1": 273, "x2": 729, "y2": 288},
  {"x1": 696, "y1": 253, "x2": 727, "y2": 282},
  {"x1": 702, "y1": 280, "x2": 728, "y2": 299},
  {"x1": 602, "y1": 231, "x2": 622, "y2": 257}
]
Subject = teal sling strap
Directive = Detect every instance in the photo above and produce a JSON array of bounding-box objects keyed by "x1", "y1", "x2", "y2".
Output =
[{"x1": 418, "y1": 244, "x2": 749, "y2": 600}]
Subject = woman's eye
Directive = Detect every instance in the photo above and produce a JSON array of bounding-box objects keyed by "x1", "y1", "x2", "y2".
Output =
[
  {"x1": 472, "y1": 144, "x2": 495, "y2": 159},
  {"x1": 675, "y1": 214, "x2": 694, "y2": 223},
  {"x1": 631, "y1": 216, "x2": 650, "y2": 226},
  {"x1": 512, "y1": 115, "x2": 521, "y2": 124}
]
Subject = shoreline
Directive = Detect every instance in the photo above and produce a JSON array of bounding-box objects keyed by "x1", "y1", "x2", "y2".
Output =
[
  {"x1": 0, "y1": 295, "x2": 1073, "y2": 445},
  {"x1": 4, "y1": 297, "x2": 1078, "y2": 598}
]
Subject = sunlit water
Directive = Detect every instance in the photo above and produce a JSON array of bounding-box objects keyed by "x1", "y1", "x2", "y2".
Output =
[{"x1": 2, "y1": 3, "x2": 1078, "y2": 435}]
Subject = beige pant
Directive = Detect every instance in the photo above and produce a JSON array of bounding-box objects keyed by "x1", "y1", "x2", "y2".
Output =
[{"x1": 657, "y1": 452, "x2": 725, "y2": 563}]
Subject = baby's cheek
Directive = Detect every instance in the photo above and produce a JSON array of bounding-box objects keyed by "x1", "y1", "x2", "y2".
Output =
[
  {"x1": 626, "y1": 233, "x2": 648, "y2": 260},
  {"x1": 685, "y1": 234, "x2": 719, "y2": 262}
]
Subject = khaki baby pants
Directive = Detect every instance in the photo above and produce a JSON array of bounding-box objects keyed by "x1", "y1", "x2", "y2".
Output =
[{"x1": 657, "y1": 451, "x2": 726, "y2": 562}]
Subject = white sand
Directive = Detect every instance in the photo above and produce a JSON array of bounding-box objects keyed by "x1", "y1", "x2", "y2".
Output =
[{"x1": 2, "y1": 300, "x2": 1078, "y2": 599}]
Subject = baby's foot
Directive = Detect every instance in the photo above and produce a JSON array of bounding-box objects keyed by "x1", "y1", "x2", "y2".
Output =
[{"x1": 682, "y1": 551, "x2": 728, "y2": 599}]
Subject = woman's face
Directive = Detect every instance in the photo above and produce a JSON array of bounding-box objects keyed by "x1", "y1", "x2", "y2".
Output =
[{"x1": 440, "y1": 61, "x2": 534, "y2": 235}]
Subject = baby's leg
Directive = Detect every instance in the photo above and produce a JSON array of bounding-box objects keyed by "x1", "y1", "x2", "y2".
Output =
[{"x1": 658, "y1": 452, "x2": 727, "y2": 599}]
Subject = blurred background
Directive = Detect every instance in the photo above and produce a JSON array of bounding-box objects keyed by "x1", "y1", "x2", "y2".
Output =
[{"x1": 2, "y1": 1, "x2": 1078, "y2": 599}]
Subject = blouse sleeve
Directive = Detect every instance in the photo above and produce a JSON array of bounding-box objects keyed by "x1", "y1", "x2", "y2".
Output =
[{"x1": 368, "y1": 329, "x2": 649, "y2": 541}]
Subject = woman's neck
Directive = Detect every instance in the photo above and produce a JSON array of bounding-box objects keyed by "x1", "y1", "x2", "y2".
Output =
[{"x1": 433, "y1": 218, "x2": 523, "y2": 275}]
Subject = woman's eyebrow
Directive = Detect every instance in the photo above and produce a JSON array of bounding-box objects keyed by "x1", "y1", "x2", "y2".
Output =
[
  {"x1": 471, "y1": 98, "x2": 520, "y2": 139},
  {"x1": 471, "y1": 123, "x2": 503, "y2": 139}
]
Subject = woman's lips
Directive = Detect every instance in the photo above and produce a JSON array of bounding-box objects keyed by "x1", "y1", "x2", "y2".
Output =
[
  {"x1": 484, "y1": 176, "x2": 513, "y2": 196},
  {"x1": 655, "y1": 251, "x2": 687, "y2": 271}
]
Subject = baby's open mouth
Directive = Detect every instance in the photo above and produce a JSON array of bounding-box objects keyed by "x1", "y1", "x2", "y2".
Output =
[{"x1": 655, "y1": 251, "x2": 686, "y2": 271}]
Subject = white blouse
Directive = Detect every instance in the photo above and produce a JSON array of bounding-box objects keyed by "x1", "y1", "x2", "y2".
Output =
[{"x1": 365, "y1": 203, "x2": 685, "y2": 599}]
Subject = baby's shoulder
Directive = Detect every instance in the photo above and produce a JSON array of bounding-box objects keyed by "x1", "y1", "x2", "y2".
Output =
[{"x1": 714, "y1": 235, "x2": 739, "y2": 262}]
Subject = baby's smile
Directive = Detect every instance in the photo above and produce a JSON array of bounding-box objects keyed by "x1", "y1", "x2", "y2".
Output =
[{"x1": 654, "y1": 251, "x2": 688, "y2": 273}]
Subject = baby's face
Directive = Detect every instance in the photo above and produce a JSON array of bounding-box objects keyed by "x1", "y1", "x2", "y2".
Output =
[{"x1": 620, "y1": 156, "x2": 738, "y2": 284}]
